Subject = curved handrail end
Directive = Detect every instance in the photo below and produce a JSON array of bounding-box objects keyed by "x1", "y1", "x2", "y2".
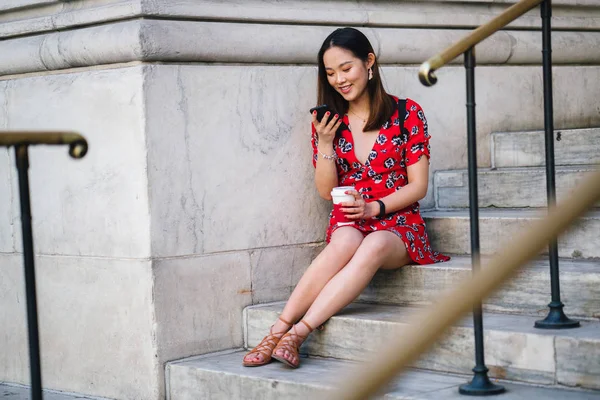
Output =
[
  {"x1": 0, "y1": 131, "x2": 88, "y2": 159},
  {"x1": 417, "y1": 0, "x2": 543, "y2": 85},
  {"x1": 419, "y1": 61, "x2": 438, "y2": 87},
  {"x1": 69, "y1": 140, "x2": 88, "y2": 159}
]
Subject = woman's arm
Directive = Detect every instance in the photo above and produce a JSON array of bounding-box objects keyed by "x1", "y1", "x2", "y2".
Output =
[
  {"x1": 311, "y1": 112, "x2": 342, "y2": 200},
  {"x1": 373, "y1": 99, "x2": 430, "y2": 216},
  {"x1": 314, "y1": 141, "x2": 339, "y2": 200}
]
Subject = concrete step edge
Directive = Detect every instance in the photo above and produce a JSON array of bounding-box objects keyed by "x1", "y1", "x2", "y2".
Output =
[
  {"x1": 422, "y1": 208, "x2": 600, "y2": 218},
  {"x1": 394, "y1": 255, "x2": 600, "y2": 274},
  {"x1": 166, "y1": 350, "x2": 600, "y2": 400},
  {"x1": 422, "y1": 209, "x2": 600, "y2": 259},
  {"x1": 433, "y1": 167, "x2": 600, "y2": 208},
  {"x1": 167, "y1": 350, "x2": 600, "y2": 400},
  {"x1": 491, "y1": 127, "x2": 600, "y2": 137},
  {"x1": 490, "y1": 128, "x2": 600, "y2": 168},
  {"x1": 361, "y1": 255, "x2": 600, "y2": 320},
  {"x1": 436, "y1": 165, "x2": 600, "y2": 177},
  {"x1": 245, "y1": 303, "x2": 600, "y2": 389},
  {"x1": 245, "y1": 302, "x2": 600, "y2": 341}
]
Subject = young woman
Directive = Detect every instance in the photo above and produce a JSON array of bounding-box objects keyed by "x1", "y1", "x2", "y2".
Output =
[{"x1": 243, "y1": 27, "x2": 449, "y2": 369}]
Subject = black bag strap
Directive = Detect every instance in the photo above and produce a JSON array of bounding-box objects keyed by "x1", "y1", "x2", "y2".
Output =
[{"x1": 397, "y1": 98, "x2": 407, "y2": 132}]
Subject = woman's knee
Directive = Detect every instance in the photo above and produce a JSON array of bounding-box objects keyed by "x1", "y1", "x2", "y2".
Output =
[
  {"x1": 359, "y1": 232, "x2": 400, "y2": 259},
  {"x1": 328, "y1": 227, "x2": 364, "y2": 256}
]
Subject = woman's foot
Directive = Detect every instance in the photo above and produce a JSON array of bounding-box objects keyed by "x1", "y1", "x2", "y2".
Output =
[
  {"x1": 271, "y1": 320, "x2": 314, "y2": 368},
  {"x1": 242, "y1": 316, "x2": 292, "y2": 367}
]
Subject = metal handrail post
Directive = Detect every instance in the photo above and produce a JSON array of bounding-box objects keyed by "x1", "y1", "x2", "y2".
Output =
[
  {"x1": 15, "y1": 145, "x2": 43, "y2": 400},
  {"x1": 2, "y1": 131, "x2": 87, "y2": 398},
  {"x1": 458, "y1": 48, "x2": 505, "y2": 396},
  {"x1": 534, "y1": 0, "x2": 579, "y2": 330}
]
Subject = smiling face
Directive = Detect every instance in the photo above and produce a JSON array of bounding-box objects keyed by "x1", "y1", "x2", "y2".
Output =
[{"x1": 322, "y1": 46, "x2": 374, "y2": 103}]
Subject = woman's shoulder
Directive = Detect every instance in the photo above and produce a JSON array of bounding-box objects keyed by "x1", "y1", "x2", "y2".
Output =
[
  {"x1": 387, "y1": 95, "x2": 424, "y2": 115},
  {"x1": 389, "y1": 95, "x2": 423, "y2": 111}
]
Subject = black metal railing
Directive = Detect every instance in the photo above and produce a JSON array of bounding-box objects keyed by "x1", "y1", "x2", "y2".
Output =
[
  {"x1": 460, "y1": 47, "x2": 504, "y2": 395},
  {"x1": 533, "y1": 0, "x2": 580, "y2": 330},
  {"x1": 0, "y1": 132, "x2": 88, "y2": 400},
  {"x1": 419, "y1": 0, "x2": 580, "y2": 395}
]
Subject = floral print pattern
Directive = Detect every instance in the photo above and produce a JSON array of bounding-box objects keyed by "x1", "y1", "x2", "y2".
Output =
[{"x1": 311, "y1": 97, "x2": 450, "y2": 265}]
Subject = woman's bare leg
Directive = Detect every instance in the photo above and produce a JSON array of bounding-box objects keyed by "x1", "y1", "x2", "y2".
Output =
[
  {"x1": 274, "y1": 231, "x2": 412, "y2": 365},
  {"x1": 243, "y1": 226, "x2": 364, "y2": 364}
]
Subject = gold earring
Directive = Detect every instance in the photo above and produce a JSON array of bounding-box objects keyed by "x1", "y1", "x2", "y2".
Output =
[{"x1": 368, "y1": 68, "x2": 373, "y2": 80}]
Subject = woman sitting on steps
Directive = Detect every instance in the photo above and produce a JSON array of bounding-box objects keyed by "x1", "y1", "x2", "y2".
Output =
[{"x1": 243, "y1": 27, "x2": 450, "y2": 369}]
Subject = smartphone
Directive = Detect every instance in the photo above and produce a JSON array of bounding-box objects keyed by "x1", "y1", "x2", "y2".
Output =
[{"x1": 310, "y1": 104, "x2": 348, "y2": 132}]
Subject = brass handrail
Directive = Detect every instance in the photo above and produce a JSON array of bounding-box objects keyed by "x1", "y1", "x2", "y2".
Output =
[
  {"x1": 419, "y1": 0, "x2": 543, "y2": 86},
  {"x1": 330, "y1": 169, "x2": 600, "y2": 399},
  {"x1": 0, "y1": 131, "x2": 88, "y2": 158}
]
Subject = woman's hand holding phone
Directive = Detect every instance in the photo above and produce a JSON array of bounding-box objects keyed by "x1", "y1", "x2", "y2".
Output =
[{"x1": 311, "y1": 108, "x2": 342, "y2": 145}]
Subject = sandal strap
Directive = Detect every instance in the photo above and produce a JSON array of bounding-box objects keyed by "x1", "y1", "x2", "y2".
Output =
[
  {"x1": 274, "y1": 319, "x2": 314, "y2": 354},
  {"x1": 299, "y1": 319, "x2": 314, "y2": 333},
  {"x1": 246, "y1": 317, "x2": 293, "y2": 358},
  {"x1": 246, "y1": 333, "x2": 280, "y2": 357},
  {"x1": 275, "y1": 331, "x2": 301, "y2": 355}
]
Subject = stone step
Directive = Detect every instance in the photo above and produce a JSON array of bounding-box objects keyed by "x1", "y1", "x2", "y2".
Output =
[
  {"x1": 422, "y1": 208, "x2": 600, "y2": 259},
  {"x1": 434, "y1": 165, "x2": 599, "y2": 209},
  {"x1": 167, "y1": 350, "x2": 600, "y2": 399},
  {"x1": 491, "y1": 128, "x2": 600, "y2": 168},
  {"x1": 244, "y1": 303, "x2": 600, "y2": 390},
  {"x1": 359, "y1": 255, "x2": 600, "y2": 320}
]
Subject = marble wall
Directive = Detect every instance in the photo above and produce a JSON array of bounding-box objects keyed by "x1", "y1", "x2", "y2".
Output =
[
  {"x1": 1, "y1": 1, "x2": 600, "y2": 399},
  {"x1": 0, "y1": 67, "x2": 162, "y2": 399}
]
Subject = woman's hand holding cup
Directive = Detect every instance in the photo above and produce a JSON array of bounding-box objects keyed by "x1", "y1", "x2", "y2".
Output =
[
  {"x1": 331, "y1": 187, "x2": 378, "y2": 223},
  {"x1": 340, "y1": 189, "x2": 378, "y2": 220}
]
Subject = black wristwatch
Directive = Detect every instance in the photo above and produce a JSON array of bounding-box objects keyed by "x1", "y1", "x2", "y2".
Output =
[{"x1": 375, "y1": 200, "x2": 386, "y2": 218}]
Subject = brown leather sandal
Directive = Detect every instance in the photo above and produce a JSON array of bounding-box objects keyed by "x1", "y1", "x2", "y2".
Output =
[
  {"x1": 271, "y1": 319, "x2": 314, "y2": 369},
  {"x1": 242, "y1": 316, "x2": 292, "y2": 367}
]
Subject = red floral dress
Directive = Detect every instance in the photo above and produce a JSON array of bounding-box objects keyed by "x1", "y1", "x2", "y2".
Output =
[{"x1": 311, "y1": 96, "x2": 450, "y2": 265}]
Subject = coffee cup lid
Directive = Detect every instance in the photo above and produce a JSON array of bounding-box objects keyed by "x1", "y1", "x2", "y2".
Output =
[{"x1": 330, "y1": 186, "x2": 355, "y2": 196}]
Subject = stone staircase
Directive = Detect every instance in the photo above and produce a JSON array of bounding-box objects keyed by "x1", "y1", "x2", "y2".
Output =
[{"x1": 166, "y1": 127, "x2": 600, "y2": 399}]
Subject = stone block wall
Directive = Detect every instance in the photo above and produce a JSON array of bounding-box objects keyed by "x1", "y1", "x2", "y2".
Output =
[
  {"x1": 0, "y1": 66, "x2": 161, "y2": 398},
  {"x1": 0, "y1": 1, "x2": 599, "y2": 399}
]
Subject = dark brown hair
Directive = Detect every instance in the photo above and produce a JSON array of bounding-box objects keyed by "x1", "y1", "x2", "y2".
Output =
[{"x1": 317, "y1": 27, "x2": 395, "y2": 131}]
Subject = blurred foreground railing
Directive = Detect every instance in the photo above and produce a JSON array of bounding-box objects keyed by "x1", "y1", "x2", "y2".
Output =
[{"x1": 1, "y1": 131, "x2": 88, "y2": 400}]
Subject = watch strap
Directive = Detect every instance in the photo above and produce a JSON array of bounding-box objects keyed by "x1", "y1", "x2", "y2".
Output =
[{"x1": 375, "y1": 199, "x2": 386, "y2": 218}]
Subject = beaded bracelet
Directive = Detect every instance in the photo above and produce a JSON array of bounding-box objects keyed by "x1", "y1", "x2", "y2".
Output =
[{"x1": 319, "y1": 150, "x2": 338, "y2": 161}]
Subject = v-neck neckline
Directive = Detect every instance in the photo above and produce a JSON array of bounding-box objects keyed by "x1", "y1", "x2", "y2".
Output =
[{"x1": 345, "y1": 114, "x2": 383, "y2": 167}]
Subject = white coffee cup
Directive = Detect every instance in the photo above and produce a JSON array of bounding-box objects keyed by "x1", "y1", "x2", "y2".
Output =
[{"x1": 330, "y1": 186, "x2": 356, "y2": 226}]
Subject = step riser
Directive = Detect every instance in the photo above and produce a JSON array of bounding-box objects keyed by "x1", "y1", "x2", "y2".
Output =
[
  {"x1": 435, "y1": 168, "x2": 598, "y2": 209},
  {"x1": 359, "y1": 262, "x2": 600, "y2": 320},
  {"x1": 423, "y1": 214, "x2": 600, "y2": 259},
  {"x1": 168, "y1": 362, "x2": 329, "y2": 400},
  {"x1": 168, "y1": 351, "x2": 600, "y2": 400},
  {"x1": 246, "y1": 307, "x2": 600, "y2": 390},
  {"x1": 492, "y1": 129, "x2": 600, "y2": 168}
]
